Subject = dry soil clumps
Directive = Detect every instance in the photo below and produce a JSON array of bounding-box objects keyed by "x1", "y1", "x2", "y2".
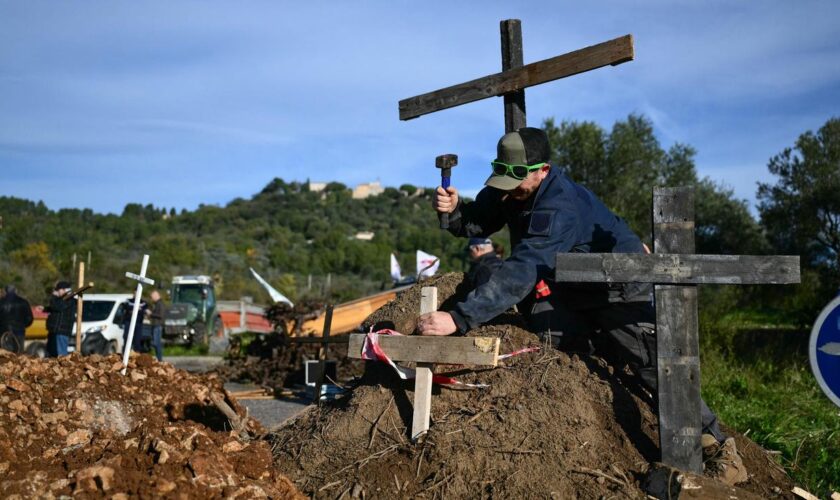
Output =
[
  {"x1": 270, "y1": 274, "x2": 795, "y2": 499},
  {"x1": 0, "y1": 351, "x2": 302, "y2": 499}
]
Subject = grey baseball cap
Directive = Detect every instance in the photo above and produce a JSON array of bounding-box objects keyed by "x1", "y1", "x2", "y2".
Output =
[{"x1": 484, "y1": 127, "x2": 551, "y2": 190}]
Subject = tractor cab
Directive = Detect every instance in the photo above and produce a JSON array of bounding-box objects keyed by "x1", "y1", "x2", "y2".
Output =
[{"x1": 164, "y1": 275, "x2": 221, "y2": 346}]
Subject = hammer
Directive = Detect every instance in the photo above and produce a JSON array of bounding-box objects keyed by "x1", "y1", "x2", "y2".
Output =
[{"x1": 435, "y1": 154, "x2": 458, "y2": 229}]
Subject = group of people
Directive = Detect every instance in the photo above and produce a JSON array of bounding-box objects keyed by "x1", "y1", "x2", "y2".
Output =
[
  {"x1": 419, "y1": 127, "x2": 747, "y2": 484},
  {"x1": 0, "y1": 281, "x2": 165, "y2": 361}
]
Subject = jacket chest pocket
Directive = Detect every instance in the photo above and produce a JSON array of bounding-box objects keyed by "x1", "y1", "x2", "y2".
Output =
[{"x1": 527, "y1": 210, "x2": 554, "y2": 237}]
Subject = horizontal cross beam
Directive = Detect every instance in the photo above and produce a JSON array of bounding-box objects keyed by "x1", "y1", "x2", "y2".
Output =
[
  {"x1": 399, "y1": 34, "x2": 634, "y2": 121},
  {"x1": 347, "y1": 334, "x2": 499, "y2": 366},
  {"x1": 555, "y1": 253, "x2": 800, "y2": 284}
]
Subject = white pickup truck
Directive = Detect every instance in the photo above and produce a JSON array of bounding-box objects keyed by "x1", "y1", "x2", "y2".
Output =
[{"x1": 70, "y1": 293, "x2": 132, "y2": 354}]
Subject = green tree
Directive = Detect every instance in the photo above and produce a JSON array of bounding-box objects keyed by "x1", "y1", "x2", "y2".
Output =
[
  {"x1": 758, "y1": 117, "x2": 840, "y2": 269},
  {"x1": 542, "y1": 114, "x2": 766, "y2": 254}
]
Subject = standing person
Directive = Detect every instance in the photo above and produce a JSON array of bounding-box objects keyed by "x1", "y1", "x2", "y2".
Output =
[
  {"x1": 45, "y1": 281, "x2": 75, "y2": 357},
  {"x1": 148, "y1": 290, "x2": 165, "y2": 361},
  {"x1": 417, "y1": 127, "x2": 747, "y2": 484},
  {"x1": 0, "y1": 285, "x2": 34, "y2": 353},
  {"x1": 465, "y1": 237, "x2": 503, "y2": 288}
]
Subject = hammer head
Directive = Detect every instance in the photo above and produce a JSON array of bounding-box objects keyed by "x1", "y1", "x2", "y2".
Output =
[{"x1": 435, "y1": 154, "x2": 458, "y2": 171}]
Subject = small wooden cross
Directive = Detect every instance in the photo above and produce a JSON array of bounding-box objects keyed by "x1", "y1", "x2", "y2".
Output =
[
  {"x1": 121, "y1": 254, "x2": 155, "y2": 375},
  {"x1": 555, "y1": 187, "x2": 800, "y2": 473},
  {"x1": 400, "y1": 19, "x2": 634, "y2": 133},
  {"x1": 348, "y1": 286, "x2": 499, "y2": 441}
]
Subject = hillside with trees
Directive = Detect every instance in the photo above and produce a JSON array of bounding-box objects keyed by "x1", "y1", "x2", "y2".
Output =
[{"x1": 1, "y1": 114, "x2": 837, "y2": 314}]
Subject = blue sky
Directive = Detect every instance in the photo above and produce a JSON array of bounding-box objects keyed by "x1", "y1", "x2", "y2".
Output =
[{"x1": 1, "y1": 1, "x2": 838, "y2": 214}]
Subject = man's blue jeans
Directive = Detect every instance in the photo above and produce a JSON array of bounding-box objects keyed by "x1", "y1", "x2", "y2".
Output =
[
  {"x1": 47, "y1": 333, "x2": 69, "y2": 357},
  {"x1": 152, "y1": 325, "x2": 163, "y2": 361}
]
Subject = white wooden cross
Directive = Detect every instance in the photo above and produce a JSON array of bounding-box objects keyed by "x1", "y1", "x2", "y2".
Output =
[
  {"x1": 349, "y1": 286, "x2": 500, "y2": 441},
  {"x1": 121, "y1": 254, "x2": 155, "y2": 375}
]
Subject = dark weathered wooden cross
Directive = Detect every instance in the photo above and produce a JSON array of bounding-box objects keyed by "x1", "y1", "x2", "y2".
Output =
[
  {"x1": 399, "y1": 19, "x2": 634, "y2": 133},
  {"x1": 555, "y1": 187, "x2": 801, "y2": 473}
]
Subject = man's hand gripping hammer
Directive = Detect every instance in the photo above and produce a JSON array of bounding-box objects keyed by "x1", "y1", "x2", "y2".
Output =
[{"x1": 435, "y1": 154, "x2": 458, "y2": 230}]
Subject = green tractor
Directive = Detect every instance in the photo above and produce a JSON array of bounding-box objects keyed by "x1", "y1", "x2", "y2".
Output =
[{"x1": 163, "y1": 275, "x2": 227, "y2": 352}]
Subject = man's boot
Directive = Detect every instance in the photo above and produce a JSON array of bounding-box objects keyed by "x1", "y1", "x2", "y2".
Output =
[{"x1": 702, "y1": 434, "x2": 748, "y2": 486}]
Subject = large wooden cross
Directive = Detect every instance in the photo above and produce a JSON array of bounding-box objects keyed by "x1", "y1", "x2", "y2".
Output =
[
  {"x1": 399, "y1": 19, "x2": 634, "y2": 133},
  {"x1": 555, "y1": 187, "x2": 800, "y2": 473},
  {"x1": 348, "y1": 287, "x2": 500, "y2": 440}
]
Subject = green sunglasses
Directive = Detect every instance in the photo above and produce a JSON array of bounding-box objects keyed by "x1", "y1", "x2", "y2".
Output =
[{"x1": 491, "y1": 161, "x2": 546, "y2": 180}]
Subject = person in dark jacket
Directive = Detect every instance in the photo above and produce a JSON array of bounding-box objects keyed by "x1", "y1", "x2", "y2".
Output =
[
  {"x1": 45, "y1": 281, "x2": 76, "y2": 357},
  {"x1": 0, "y1": 285, "x2": 34, "y2": 352},
  {"x1": 465, "y1": 237, "x2": 503, "y2": 288},
  {"x1": 149, "y1": 290, "x2": 165, "y2": 361},
  {"x1": 417, "y1": 128, "x2": 745, "y2": 481}
]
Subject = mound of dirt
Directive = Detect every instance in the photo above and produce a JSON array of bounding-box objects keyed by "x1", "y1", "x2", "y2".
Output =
[
  {"x1": 269, "y1": 276, "x2": 795, "y2": 499},
  {"x1": 0, "y1": 351, "x2": 303, "y2": 499}
]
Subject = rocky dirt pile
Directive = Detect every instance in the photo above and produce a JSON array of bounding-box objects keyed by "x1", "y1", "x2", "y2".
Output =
[
  {"x1": 0, "y1": 351, "x2": 303, "y2": 499},
  {"x1": 269, "y1": 274, "x2": 795, "y2": 499}
]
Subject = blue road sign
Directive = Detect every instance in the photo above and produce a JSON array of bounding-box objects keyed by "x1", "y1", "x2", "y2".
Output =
[{"x1": 810, "y1": 296, "x2": 840, "y2": 408}]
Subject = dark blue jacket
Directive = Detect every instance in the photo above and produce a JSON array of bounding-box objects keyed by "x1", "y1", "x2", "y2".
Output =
[{"x1": 447, "y1": 167, "x2": 648, "y2": 332}]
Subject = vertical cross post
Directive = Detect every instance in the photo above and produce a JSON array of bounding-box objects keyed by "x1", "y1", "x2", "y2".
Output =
[
  {"x1": 653, "y1": 187, "x2": 702, "y2": 473},
  {"x1": 500, "y1": 19, "x2": 526, "y2": 133},
  {"x1": 413, "y1": 286, "x2": 437, "y2": 441},
  {"x1": 75, "y1": 262, "x2": 85, "y2": 352},
  {"x1": 121, "y1": 254, "x2": 155, "y2": 375},
  {"x1": 315, "y1": 304, "x2": 334, "y2": 405}
]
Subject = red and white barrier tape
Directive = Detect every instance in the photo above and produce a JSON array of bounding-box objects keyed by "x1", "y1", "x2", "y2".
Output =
[{"x1": 360, "y1": 329, "x2": 540, "y2": 389}]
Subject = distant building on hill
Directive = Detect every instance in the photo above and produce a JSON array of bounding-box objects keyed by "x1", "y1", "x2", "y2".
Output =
[
  {"x1": 354, "y1": 231, "x2": 375, "y2": 241},
  {"x1": 352, "y1": 181, "x2": 384, "y2": 199},
  {"x1": 308, "y1": 181, "x2": 327, "y2": 193}
]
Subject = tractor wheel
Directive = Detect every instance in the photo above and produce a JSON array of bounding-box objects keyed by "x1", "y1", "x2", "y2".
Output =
[
  {"x1": 208, "y1": 317, "x2": 229, "y2": 355},
  {"x1": 25, "y1": 341, "x2": 47, "y2": 358},
  {"x1": 192, "y1": 321, "x2": 208, "y2": 347}
]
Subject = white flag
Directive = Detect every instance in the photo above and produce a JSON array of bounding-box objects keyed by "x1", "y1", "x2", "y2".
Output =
[
  {"x1": 416, "y1": 250, "x2": 440, "y2": 277},
  {"x1": 249, "y1": 267, "x2": 294, "y2": 306},
  {"x1": 390, "y1": 254, "x2": 402, "y2": 282}
]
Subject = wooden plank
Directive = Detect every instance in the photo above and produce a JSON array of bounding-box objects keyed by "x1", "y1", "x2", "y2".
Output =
[
  {"x1": 75, "y1": 262, "x2": 85, "y2": 352},
  {"x1": 500, "y1": 19, "x2": 526, "y2": 132},
  {"x1": 315, "y1": 304, "x2": 334, "y2": 404},
  {"x1": 413, "y1": 287, "x2": 438, "y2": 441},
  {"x1": 655, "y1": 284, "x2": 702, "y2": 473},
  {"x1": 792, "y1": 486, "x2": 820, "y2": 500},
  {"x1": 554, "y1": 253, "x2": 801, "y2": 284},
  {"x1": 653, "y1": 186, "x2": 702, "y2": 474},
  {"x1": 399, "y1": 34, "x2": 634, "y2": 121},
  {"x1": 412, "y1": 362, "x2": 433, "y2": 441},
  {"x1": 654, "y1": 187, "x2": 695, "y2": 254},
  {"x1": 420, "y1": 286, "x2": 438, "y2": 316},
  {"x1": 347, "y1": 334, "x2": 500, "y2": 366}
]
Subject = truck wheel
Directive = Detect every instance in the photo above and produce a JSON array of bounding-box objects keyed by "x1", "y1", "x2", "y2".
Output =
[
  {"x1": 208, "y1": 317, "x2": 229, "y2": 355},
  {"x1": 25, "y1": 341, "x2": 47, "y2": 358}
]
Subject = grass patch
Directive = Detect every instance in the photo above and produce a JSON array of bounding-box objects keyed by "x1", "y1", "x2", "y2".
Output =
[
  {"x1": 700, "y1": 307, "x2": 840, "y2": 495},
  {"x1": 162, "y1": 344, "x2": 210, "y2": 357}
]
